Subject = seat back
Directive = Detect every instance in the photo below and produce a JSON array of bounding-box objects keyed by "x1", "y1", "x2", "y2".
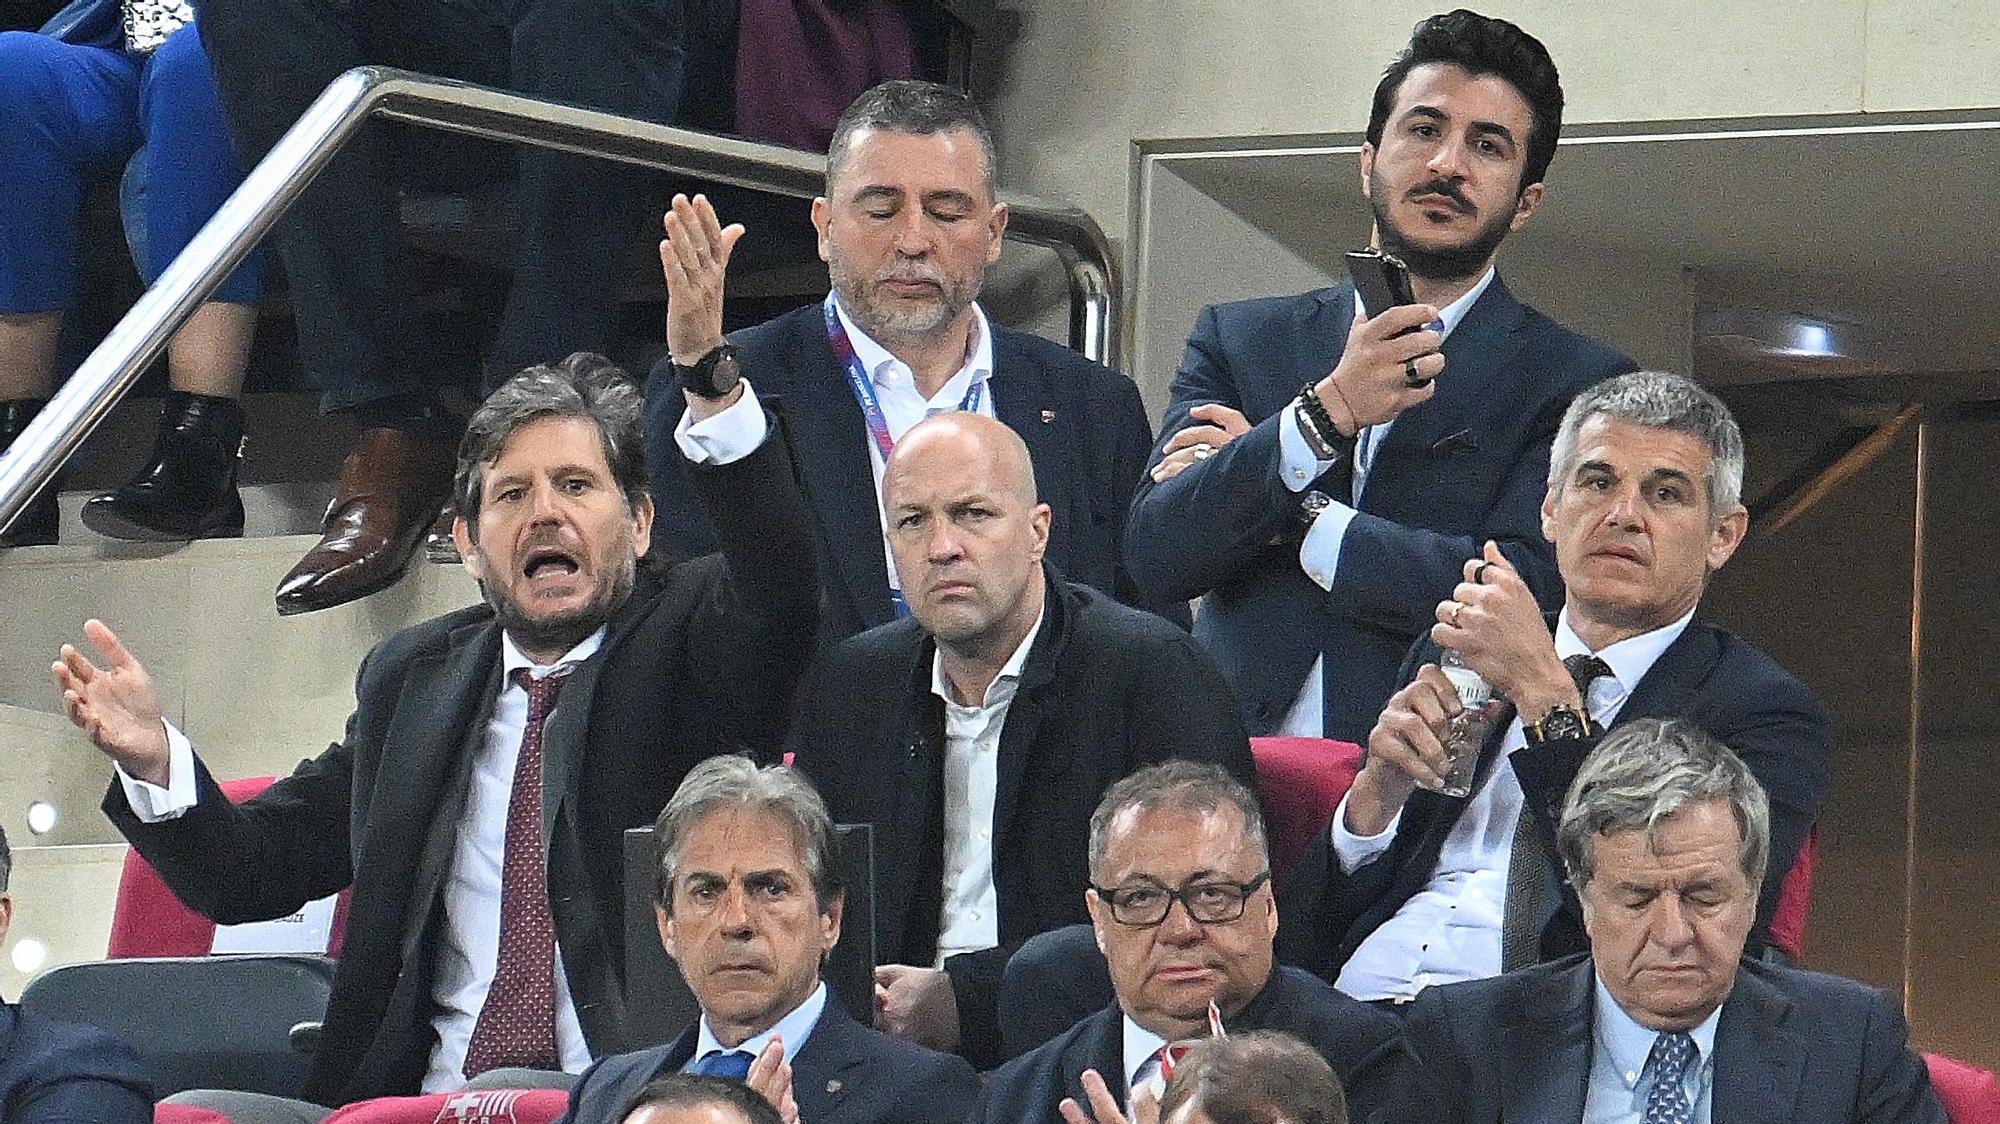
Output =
[
  {"x1": 319, "y1": 1089, "x2": 571, "y2": 1124},
  {"x1": 108, "y1": 776, "x2": 352, "y2": 959},
  {"x1": 1765, "y1": 822, "x2": 1820, "y2": 962},
  {"x1": 1927, "y1": 1053, "x2": 2000, "y2": 1124},
  {"x1": 21, "y1": 953, "x2": 336, "y2": 1098},
  {"x1": 621, "y1": 823, "x2": 876, "y2": 1048},
  {"x1": 1248, "y1": 736, "x2": 1364, "y2": 884}
]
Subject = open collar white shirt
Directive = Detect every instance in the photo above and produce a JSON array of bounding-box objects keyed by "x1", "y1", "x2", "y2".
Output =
[
  {"x1": 930, "y1": 606, "x2": 1045, "y2": 962},
  {"x1": 1332, "y1": 608, "x2": 1694, "y2": 1001}
]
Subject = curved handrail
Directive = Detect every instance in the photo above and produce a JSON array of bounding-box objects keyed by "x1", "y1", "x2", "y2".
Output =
[{"x1": 0, "y1": 66, "x2": 1122, "y2": 538}]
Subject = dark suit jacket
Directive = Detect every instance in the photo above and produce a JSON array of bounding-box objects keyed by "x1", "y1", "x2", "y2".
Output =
[
  {"x1": 788, "y1": 569, "x2": 1254, "y2": 1065},
  {"x1": 553, "y1": 993, "x2": 977, "y2": 1124},
  {"x1": 645, "y1": 303, "x2": 1170, "y2": 642},
  {"x1": 1125, "y1": 278, "x2": 1634, "y2": 742},
  {"x1": 1389, "y1": 954, "x2": 1947, "y2": 1123},
  {"x1": 1277, "y1": 619, "x2": 1832, "y2": 978},
  {"x1": 973, "y1": 965, "x2": 1404, "y2": 1124},
  {"x1": 0, "y1": 1002, "x2": 154, "y2": 1122},
  {"x1": 103, "y1": 420, "x2": 820, "y2": 1105}
]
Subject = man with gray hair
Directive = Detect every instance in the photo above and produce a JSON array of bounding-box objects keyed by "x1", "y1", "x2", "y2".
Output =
[
  {"x1": 1281, "y1": 370, "x2": 1831, "y2": 1000},
  {"x1": 1389, "y1": 720, "x2": 1944, "y2": 1122},
  {"x1": 54, "y1": 351, "x2": 818, "y2": 1113},
  {"x1": 641, "y1": 78, "x2": 1172, "y2": 642},
  {"x1": 978, "y1": 762, "x2": 1400, "y2": 1124},
  {"x1": 554, "y1": 756, "x2": 976, "y2": 1124}
]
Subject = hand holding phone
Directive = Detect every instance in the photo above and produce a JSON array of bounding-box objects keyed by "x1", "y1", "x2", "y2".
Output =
[{"x1": 1344, "y1": 247, "x2": 1439, "y2": 388}]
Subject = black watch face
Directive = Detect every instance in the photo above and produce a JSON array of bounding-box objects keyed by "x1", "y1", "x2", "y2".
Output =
[{"x1": 1538, "y1": 709, "x2": 1588, "y2": 741}]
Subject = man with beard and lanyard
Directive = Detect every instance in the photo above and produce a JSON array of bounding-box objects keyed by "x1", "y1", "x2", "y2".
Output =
[
  {"x1": 1124, "y1": 10, "x2": 1636, "y2": 745},
  {"x1": 642, "y1": 79, "x2": 1170, "y2": 643},
  {"x1": 50, "y1": 346, "x2": 819, "y2": 1116}
]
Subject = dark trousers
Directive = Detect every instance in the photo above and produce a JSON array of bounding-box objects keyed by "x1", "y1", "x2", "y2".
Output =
[{"x1": 196, "y1": 0, "x2": 685, "y2": 411}]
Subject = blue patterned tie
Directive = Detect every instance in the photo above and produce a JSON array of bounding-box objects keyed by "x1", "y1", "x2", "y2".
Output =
[
  {"x1": 1643, "y1": 1031, "x2": 1696, "y2": 1123},
  {"x1": 693, "y1": 1049, "x2": 756, "y2": 1080}
]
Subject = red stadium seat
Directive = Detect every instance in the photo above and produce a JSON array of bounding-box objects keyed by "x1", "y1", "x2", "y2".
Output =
[
  {"x1": 154, "y1": 1108, "x2": 233, "y2": 1124},
  {"x1": 1766, "y1": 822, "x2": 1820, "y2": 962},
  {"x1": 1928, "y1": 1054, "x2": 2000, "y2": 1123},
  {"x1": 1248, "y1": 736, "x2": 1364, "y2": 883},
  {"x1": 108, "y1": 777, "x2": 351, "y2": 959},
  {"x1": 321, "y1": 1089, "x2": 571, "y2": 1124}
]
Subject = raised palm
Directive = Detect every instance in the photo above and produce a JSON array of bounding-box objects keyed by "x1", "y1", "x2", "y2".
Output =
[{"x1": 52, "y1": 618, "x2": 170, "y2": 781}]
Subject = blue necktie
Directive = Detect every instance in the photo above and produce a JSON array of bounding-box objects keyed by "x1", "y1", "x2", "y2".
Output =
[
  {"x1": 693, "y1": 1049, "x2": 756, "y2": 1080},
  {"x1": 1643, "y1": 1031, "x2": 1696, "y2": 1123}
]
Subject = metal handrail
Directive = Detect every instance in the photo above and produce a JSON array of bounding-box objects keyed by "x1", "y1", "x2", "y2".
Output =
[{"x1": 0, "y1": 66, "x2": 1122, "y2": 538}]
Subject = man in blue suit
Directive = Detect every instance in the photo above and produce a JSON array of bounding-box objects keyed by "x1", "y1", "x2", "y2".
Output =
[
  {"x1": 1125, "y1": 10, "x2": 1633, "y2": 743},
  {"x1": 0, "y1": 824, "x2": 155, "y2": 1120},
  {"x1": 644, "y1": 79, "x2": 1167, "y2": 642},
  {"x1": 1389, "y1": 719, "x2": 1944, "y2": 1123},
  {"x1": 554, "y1": 756, "x2": 977, "y2": 1124}
]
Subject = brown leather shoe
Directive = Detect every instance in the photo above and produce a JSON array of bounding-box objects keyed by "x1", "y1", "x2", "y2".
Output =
[{"x1": 275, "y1": 427, "x2": 457, "y2": 615}]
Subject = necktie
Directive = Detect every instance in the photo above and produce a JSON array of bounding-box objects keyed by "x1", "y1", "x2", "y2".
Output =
[
  {"x1": 1643, "y1": 1031, "x2": 1697, "y2": 1123},
  {"x1": 693, "y1": 1049, "x2": 757, "y2": 1080},
  {"x1": 1134, "y1": 1043, "x2": 1191, "y2": 1099},
  {"x1": 1500, "y1": 653, "x2": 1616, "y2": 970},
  {"x1": 463, "y1": 669, "x2": 565, "y2": 1077}
]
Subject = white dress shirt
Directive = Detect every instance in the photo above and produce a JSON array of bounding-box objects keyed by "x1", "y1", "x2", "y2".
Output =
[
  {"x1": 1121, "y1": 1014, "x2": 1170, "y2": 1094},
  {"x1": 1584, "y1": 975, "x2": 1719, "y2": 1123},
  {"x1": 931, "y1": 607, "x2": 1045, "y2": 963},
  {"x1": 686, "y1": 981, "x2": 829, "y2": 1074},
  {"x1": 832, "y1": 295, "x2": 998, "y2": 598},
  {"x1": 120, "y1": 387, "x2": 772, "y2": 1090},
  {"x1": 1331, "y1": 608, "x2": 1694, "y2": 1001},
  {"x1": 1271, "y1": 268, "x2": 1496, "y2": 737}
]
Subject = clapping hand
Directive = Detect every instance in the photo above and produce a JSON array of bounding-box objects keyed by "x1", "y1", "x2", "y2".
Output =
[{"x1": 1059, "y1": 1069, "x2": 1160, "y2": 1124}]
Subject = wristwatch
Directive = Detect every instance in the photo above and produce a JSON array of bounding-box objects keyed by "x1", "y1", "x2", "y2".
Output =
[
  {"x1": 1523, "y1": 703, "x2": 1593, "y2": 746},
  {"x1": 673, "y1": 343, "x2": 742, "y2": 400}
]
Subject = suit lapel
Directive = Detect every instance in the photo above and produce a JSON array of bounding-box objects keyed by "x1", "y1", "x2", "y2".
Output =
[
  {"x1": 783, "y1": 315, "x2": 898, "y2": 631},
  {"x1": 989, "y1": 331, "x2": 1070, "y2": 524},
  {"x1": 991, "y1": 576, "x2": 1063, "y2": 851},
  {"x1": 790, "y1": 1000, "x2": 869, "y2": 1121},
  {"x1": 1710, "y1": 966, "x2": 1807, "y2": 1124},
  {"x1": 1061, "y1": 1009, "x2": 1129, "y2": 1112},
  {"x1": 1501, "y1": 960, "x2": 1592, "y2": 1120},
  {"x1": 875, "y1": 639, "x2": 948, "y2": 965},
  {"x1": 1615, "y1": 621, "x2": 1717, "y2": 722}
]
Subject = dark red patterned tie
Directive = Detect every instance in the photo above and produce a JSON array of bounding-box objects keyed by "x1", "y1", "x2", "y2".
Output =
[{"x1": 463, "y1": 668, "x2": 565, "y2": 1077}]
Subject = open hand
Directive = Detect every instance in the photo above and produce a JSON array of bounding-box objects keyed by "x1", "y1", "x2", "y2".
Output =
[
  {"x1": 1059, "y1": 1068, "x2": 1160, "y2": 1124},
  {"x1": 661, "y1": 192, "x2": 746, "y2": 365},
  {"x1": 51, "y1": 619, "x2": 170, "y2": 786},
  {"x1": 744, "y1": 1036, "x2": 800, "y2": 1124}
]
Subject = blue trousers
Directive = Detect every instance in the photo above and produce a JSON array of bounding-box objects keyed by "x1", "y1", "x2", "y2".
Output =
[{"x1": 0, "y1": 22, "x2": 262, "y2": 315}]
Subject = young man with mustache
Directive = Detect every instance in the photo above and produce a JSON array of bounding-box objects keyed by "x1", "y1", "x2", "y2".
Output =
[{"x1": 1125, "y1": 10, "x2": 1635, "y2": 745}]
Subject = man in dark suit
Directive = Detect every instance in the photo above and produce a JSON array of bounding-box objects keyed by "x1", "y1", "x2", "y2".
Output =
[
  {"x1": 55, "y1": 351, "x2": 819, "y2": 1112},
  {"x1": 977, "y1": 763, "x2": 1401, "y2": 1124},
  {"x1": 645, "y1": 79, "x2": 1166, "y2": 642},
  {"x1": 789, "y1": 412, "x2": 1253, "y2": 1068},
  {"x1": 1125, "y1": 11, "x2": 1633, "y2": 744},
  {"x1": 0, "y1": 824, "x2": 155, "y2": 1120},
  {"x1": 553, "y1": 756, "x2": 975, "y2": 1124},
  {"x1": 1389, "y1": 719, "x2": 1944, "y2": 1123},
  {"x1": 1279, "y1": 372, "x2": 1831, "y2": 999}
]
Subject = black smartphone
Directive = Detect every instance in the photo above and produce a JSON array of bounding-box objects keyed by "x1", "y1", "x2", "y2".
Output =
[{"x1": 1343, "y1": 247, "x2": 1417, "y2": 315}]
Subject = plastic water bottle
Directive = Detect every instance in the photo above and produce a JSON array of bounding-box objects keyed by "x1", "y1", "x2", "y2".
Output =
[{"x1": 1436, "y1": 649, "x2": 1495, "y2": 797}]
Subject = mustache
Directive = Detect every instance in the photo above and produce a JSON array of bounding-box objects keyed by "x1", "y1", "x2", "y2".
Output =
[
  {"x1": 875, "y1": 263, "x2": 946, "y2": 285},
  {"x1": 1408, "y1": 178, "x2": 1474, "y2": 212}
]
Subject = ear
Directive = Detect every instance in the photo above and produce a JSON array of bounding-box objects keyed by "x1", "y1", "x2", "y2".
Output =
[
  {"x1": 1357, "y1": 142, "x2": 1376, "y2": 198},
  {"x1": 1706, "y1": 504, "x2": 1749, "y2": 572},
  {"x1": 630, "y1": 494, "x2": 656, "y2": 561},
  {"x1": 0, "y1": 893, "x2": 12, "y2": 946},
  {"x1": 1028, "y1": 502, "x2": 1052, "y2": 561},
  {"x1": 811, "y1": 196, "x2": 832, "y2": 264},
  {"x1": 984, "y1": 201, "x2": 1010, "y2": 266},
  {"x1": 1540, "y1": 483, "x2": 1560, "y2": 545},
  {"x1": 454, "y1": 514, "x2": 484, "y2": 583},
  {"x1": 1085, "y1": 889, "x2": 1111, "y2": 957},
  {"x1": 819, "y1": 892, "x2": 845, "y2": 954},
  {"x1": 1509, "y1": 181, "x2": 1546, "y2": 233},
  {"x1": 656, "y1": 902, "x2": 678, "y2": 963}
]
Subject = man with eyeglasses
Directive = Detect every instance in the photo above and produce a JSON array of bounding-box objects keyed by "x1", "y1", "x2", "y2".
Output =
[{"x1": 975, "y1": 762, "x2": 1401, "y2": 1124}]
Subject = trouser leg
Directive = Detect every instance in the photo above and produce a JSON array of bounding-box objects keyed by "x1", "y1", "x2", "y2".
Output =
[{"x1": 136, "y1": 21, "x2": 264, "y2": 304}]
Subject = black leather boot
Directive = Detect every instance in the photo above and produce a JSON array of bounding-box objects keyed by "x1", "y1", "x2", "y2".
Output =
[
  {"x1": 81, "y1": 391, "x2": 246, "y2": 541},
  {"x1": 0, "y1": 398, "x2": 59, "y2": 548}
]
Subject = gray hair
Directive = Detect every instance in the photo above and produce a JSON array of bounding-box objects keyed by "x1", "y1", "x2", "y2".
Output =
[
  {"x1": 1159, "y1": 1030, "x2": 1348, "y2": 1124},
  {"x1": 1548, "y1": 371, "x2": 1745, "y2": 517},
  {"x1": 1088, "y1": 761, "x2": 1268, "y2": 878},
  {"x1": 454, "y1": 352, "x2": 648, "y2": 539},
  {"x1": 826, "y1": 80, "x2": 997, "y2": 199},
  {"x1": 1557, "y1": 718, "x2": 1770, "y2": 892},
  {"x1": 0, "y1": 822, "x2": 10, "y2": 892},
  {"x1": 651, "y1": 755, "x2": 842, "y2": 916}
]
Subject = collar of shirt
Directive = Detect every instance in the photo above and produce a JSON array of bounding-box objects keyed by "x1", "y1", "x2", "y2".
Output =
[
  {"x1": 1120, "y1": 1013, "x2": 1171, "y2": 1092},
  {"x1": 1591, "y1": 972, "x2": 1720, "y2": 1091},
  {"x1": 1551, "y1": 608, "x2": 1694, "y2": 718},
  {"x1": 1352, "y1": 264, "x2": 1496, "y2": 341},
  {"x1": 692, "y1": 980, "x2": 829, "y2": 1071},
  {"x1": 499, "y1": 625, "x2": 606, "y2": 684},
  {"x1": 833, "y1": 294, "x2": 995, "y2": 407},
  {"x1": 930, "y1": 603, "x2": 1046, "y2": 712}
]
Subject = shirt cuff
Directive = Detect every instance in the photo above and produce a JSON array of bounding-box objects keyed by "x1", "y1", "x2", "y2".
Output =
[
  {"x1": 673, "y1": 378, "x2": 768, "y2": 466},
  {"x1": 1298, "y1": 497, "x2": 1359, "y2": 591},
  {"x1": 1330, "y1": 788, "x2": 1400, "y2": 874},
  {"x1": 116, "y1": 719, "x2": 197, "y2": 823},
  {"x1": 1278, "y1": 402, "x2": 1340, "y2": 493}
]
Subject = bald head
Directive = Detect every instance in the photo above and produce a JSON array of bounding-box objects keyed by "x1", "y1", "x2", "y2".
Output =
[{"x1": 879, "y1": 411, "x2": 1050, "y2": 654}]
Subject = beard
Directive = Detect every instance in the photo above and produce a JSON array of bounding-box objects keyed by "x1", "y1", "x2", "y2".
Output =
[
  {"x1": 829, "y1": 253, "x2": 983, "y2": 342},
  {"x1": 483, "y1": 555, "x2": 636, "y2": 658},
  {"x1": 1370, "y1": 179, "x2": 1517, "y2": 283}
]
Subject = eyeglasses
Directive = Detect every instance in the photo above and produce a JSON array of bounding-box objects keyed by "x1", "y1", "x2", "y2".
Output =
[{"x1": 1089, "y1": 873, "x2": 1272, "y2": 927}]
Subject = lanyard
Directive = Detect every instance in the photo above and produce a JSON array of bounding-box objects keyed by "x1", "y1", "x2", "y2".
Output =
[{"x1": 823, "y1": 294, "x2": 983, "y2": 462}]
